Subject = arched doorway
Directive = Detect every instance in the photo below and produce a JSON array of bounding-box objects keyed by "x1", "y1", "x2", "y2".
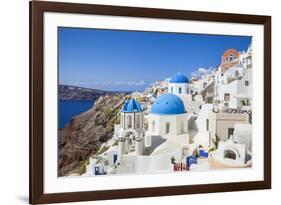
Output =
[
  {"x1": 224, "y1": 150, "x2": 237, "y2": 160},
  {"x1": 120, "y1": 129, "x2": 140, "y2": 153}
]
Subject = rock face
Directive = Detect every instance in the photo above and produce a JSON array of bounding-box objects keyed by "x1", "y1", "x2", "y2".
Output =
[
  {"x1": 59, "y1": 84, "x2": 117, "y2": 101},
  {"x1": 58, "y1": 94, "x2": 129, "y2": 176}
]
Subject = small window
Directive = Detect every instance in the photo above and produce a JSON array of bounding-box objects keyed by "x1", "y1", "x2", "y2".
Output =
[
  {"x1": 224, "y1": 93, "x2": 230, "y2": 101},
  {"x1": 206, "y1": 119, "x2": 209, "y2": 131},
  {"x1": 179, "y1": 87, "x2": 182, "y2": 94},
  {"x1": 127, "y1": 115, "x2": 132, "y2": 128},
  {"x1": 203, "y1": 82, "x2": 207, "y2": 88},
  {"x1": 228, "y1": 128, "x2": 234, "y2": 138},
  {"x1": 171, "y1": 87, "x2": 173, "y2": 93},
  {"x1": 166, "y1": 122, "x2": 170, "y2": 134},
  {"x1": 245, "y1": 80, "x2": 249, "y2": 86}
]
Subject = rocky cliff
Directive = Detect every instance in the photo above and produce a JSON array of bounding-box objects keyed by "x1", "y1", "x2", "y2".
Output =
[
  {"x1": 58, "y1": 93, "x2": 129, "y2": 176},
  {"x1": 59, "y1": 84, "x2": 117, "y2": 101}
]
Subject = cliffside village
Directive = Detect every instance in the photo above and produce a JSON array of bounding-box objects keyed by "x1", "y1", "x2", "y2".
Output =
[{"x1": 79, "y1": 45, "x2": 253, "y2": 176}]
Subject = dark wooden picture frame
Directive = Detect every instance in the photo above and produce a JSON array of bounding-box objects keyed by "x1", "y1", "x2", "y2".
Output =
[{"x1": 30, "y1": 1, "x2": 271, "y2": 204}]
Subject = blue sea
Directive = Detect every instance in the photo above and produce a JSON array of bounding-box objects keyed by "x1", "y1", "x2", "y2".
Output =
[{"x1": 59, "y1": 100, "x2": 94, "y2": 129}]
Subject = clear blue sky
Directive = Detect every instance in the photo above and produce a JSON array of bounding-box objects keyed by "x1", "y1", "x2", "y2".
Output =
[{"x1": 58, "y1": 27, "x2": 251, "y2": 92}]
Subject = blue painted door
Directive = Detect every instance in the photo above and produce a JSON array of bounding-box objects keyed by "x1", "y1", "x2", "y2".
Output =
[
  {"x1": 113, "y1": 154, "x2": 118, "y2": 164},
  {"x1": 94, "y1": 166, "x2": 99, "y2": 175}
]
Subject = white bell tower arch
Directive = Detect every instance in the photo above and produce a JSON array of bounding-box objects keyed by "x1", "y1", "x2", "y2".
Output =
[{"x1": 117, "y1": 99, "x2": 145, "y2": 161}]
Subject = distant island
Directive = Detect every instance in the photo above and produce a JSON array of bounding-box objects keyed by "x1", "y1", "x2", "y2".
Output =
[{"x1": 59, "y1": 84, "x2": 130, "y2": 101}]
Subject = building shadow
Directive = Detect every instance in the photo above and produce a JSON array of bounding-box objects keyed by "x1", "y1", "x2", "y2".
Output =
[
  {"x1": 188, "y1": 116, "x2": 199, "y2": 143},
  {"x1": 143, "y1": 135, "x2": 166, "y2": 155}
]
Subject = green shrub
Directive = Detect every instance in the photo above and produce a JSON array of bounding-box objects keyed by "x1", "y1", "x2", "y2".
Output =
[
  {"x1": 78, "y1": 158, "x2": 90, "y2": 175},
  {"x1": 96, "y1": 145, "x2": 109, "y2": 155},
  {"x1": 212, "y1": 134, "x2": 220, "y2": 150}
]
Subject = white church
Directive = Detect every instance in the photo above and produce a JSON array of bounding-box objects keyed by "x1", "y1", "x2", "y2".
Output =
[{"x1": 112, "y1": 73, "x2": 193, "y2": 174}]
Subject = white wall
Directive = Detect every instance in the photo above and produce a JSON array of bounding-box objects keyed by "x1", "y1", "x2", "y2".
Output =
[
  {"x1": 0, "y1": 0, "x2": 279, "y2": 205},
  {"x1": 147, "y1": 113, "x2": 188, "y2": 137},
  {"x1": 169, "y1": 83, "x2": 189, "y2": 95}
]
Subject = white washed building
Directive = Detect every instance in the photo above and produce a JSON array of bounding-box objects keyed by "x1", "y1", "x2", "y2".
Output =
[
  {"x1": 215, "y1": 47, "x2": 252, "y2": 110},
  {"x1": 114, "y1": 93, "x2": 190, "y2": 174}
]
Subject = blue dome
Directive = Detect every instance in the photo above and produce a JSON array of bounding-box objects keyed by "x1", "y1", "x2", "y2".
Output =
[
  {"x1": 169, "y1": 73, "x2": 189, "y2": 83},
  {"x1": 151, "y1": 93, "x2": 186, "y2": 115},
  {"x1": 122, "y1": 98, "x2": 143, "y2": 113}
]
